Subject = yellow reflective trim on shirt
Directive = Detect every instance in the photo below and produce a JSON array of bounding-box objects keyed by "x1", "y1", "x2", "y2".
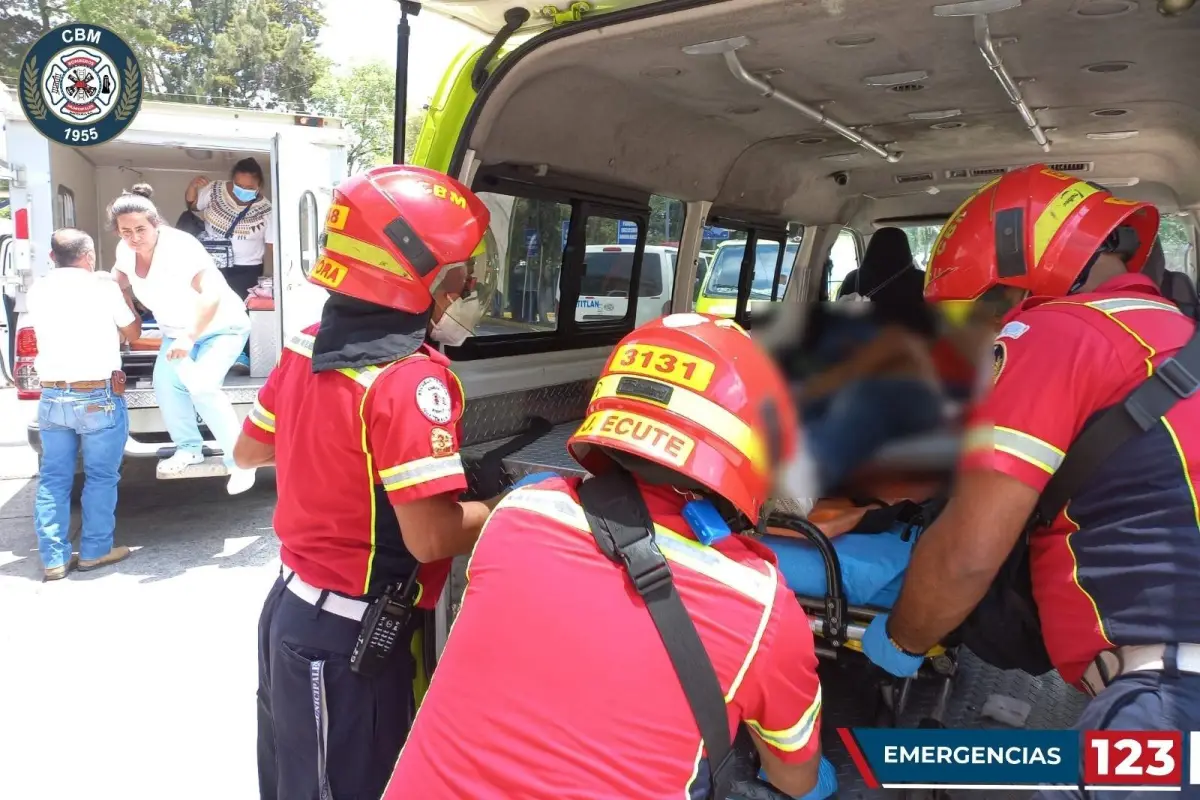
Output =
[
  {"x1": 1032, "y1": 181, "x2": 1101, "y2": 269},
  {"x1": 379, "y1": 454, "x2": 465, "y2": 491},
  {"x1": 285, "y1": 332, "x2": 315, "y2": 358},
  {"x1": 591, "y1": 374, "x2": 767, "y2": 471},
  {"x1": 249, "y1": 399, "x2": 275, "y2": 434},
  {"x1": 1085, "y1": 297, "x2": 1183, "y2": 315},
  {"x1": 993, "y1": 426, "x2": 1065, "y2": 475},
  {"x1": 746, "y1": 684, "x2": 822, "y2": 753},
  {"x1": 496, "y1": 487, "x2": 775, "y2": 607},
  {"x1": 324, "y1": 231, "x2": 413, "y2": 280},
  {"x1": 1045, "y1": 298, "x2": 1163, "y2": 378}
]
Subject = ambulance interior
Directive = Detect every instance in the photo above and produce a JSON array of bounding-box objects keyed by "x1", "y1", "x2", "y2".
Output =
[
  {"x1": 45, "y1": 138, "x2": 275, "y2": 391},
  {"x1": 442, "y1": 0, "x2": 1200, "y2": 756}
]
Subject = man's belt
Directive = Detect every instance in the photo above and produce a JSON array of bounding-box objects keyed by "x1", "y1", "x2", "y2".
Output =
[
  {"x1": 281, "y1": 566, "x2": 370, "y2": 622},
  {"x1": 1082, "y1": 643, "x2": 1200, "y2": 696},
  {"x1": 40, "y1": 370, "x2": 127, "y2": 395}
]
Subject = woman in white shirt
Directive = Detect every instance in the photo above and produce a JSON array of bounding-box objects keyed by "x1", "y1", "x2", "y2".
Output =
[{"x1": 109, "y1": 184, "x2": 256, "y2": 495}]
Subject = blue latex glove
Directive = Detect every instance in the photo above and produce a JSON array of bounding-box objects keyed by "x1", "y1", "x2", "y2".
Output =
[
  {"x1": 757, "y1": 756, "x2": 838, "y2": 799},
  {"x1": 511, "y1": 471, "x2": 558, "y2": 490},
  {"x1": 861, "y1": 613, "x2": 924, "y2": 677}
]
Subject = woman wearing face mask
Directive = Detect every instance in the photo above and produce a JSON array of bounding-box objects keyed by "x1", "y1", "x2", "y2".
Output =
[
  {"x1": 109, "y1": 184, "x2": 257, "y2": 495},
  {"x1": 184, "y1": 157, "x2": 274, "y2": 305}
]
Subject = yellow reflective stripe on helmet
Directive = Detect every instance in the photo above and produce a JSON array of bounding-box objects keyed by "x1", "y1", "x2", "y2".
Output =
[
  {"x1": 993, "y1": 426, "x2": 1065, "y2": 475},
  {"x1": 1084, "y1": 297, "x2": 1183, "y2": 315},
  {"x1": 249, "y1": 399, "x2": 275, "y2": 433},
  {"x1": 746, "y1": 684, "x2": 822, "y2": 753},
  {"x1": 286, "y1": 332, "x2": 316, "y2": 358},
  {"x1": 379, "y1": 454, "x2": 464, "y2": 491},
  {"x1": 591, "y1": 373, "x2": 767, "y2": 471},
  {"x1": 497, "y1": 487, "x2": 776, "y2": 606},
  {"x1": 1032, "y1": 181, "x2": 1101, "y2": 269},
  {"x1": 324, "y1": 231, "x2": 413, "y2": 279}
]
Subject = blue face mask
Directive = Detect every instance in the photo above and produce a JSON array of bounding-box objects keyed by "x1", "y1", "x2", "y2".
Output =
[{"x1": 232, "y1": 184, "x2": 258, "y2": 202}]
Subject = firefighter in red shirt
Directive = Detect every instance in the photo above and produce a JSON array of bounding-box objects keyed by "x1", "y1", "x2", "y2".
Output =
[
  {"x1": 383, "y1": 313, "x2": 834, "y2": 800},
  {"x1": 232, "y1": 165, "x2": 505, "y2": 800},
  {"x1": 861, "y1": 165, "x2": 1200, "y2": 762}
]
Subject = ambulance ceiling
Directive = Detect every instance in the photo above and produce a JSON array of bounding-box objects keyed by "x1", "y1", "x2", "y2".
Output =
[
  {"x1": 78, "y1": 140, "x2": 270, "y2": 172},
  {"x1": 468, "y1": 0, "x2": 1200, "y2": 225}
]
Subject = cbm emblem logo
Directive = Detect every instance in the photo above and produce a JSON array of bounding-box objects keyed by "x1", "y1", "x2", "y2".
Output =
[{"x1": 19, "y1": 23, "x2": 143, "y2": 147}]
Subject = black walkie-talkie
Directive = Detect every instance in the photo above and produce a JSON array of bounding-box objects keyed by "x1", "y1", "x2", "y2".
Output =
[{"x1": 349, "y1": 568, "x2": 420, "y2": 678}]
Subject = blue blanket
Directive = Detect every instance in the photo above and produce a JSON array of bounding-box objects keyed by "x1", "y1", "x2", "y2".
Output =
[{"x1": 762, "y1": 525, "x2": 918, "y2": 608}]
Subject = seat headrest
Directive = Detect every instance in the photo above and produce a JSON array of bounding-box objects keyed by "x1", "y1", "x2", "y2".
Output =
[{"x1": 858, "y1": 227, "x2": 917, "y2": 297}]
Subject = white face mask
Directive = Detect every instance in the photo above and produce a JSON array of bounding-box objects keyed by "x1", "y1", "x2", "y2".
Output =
[{"x1": 429, "y1": 296, "x2": 483, "y2": 347}]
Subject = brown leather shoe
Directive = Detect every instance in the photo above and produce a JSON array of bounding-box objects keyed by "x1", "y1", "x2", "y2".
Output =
[
  {"x1": 77, "y1": 546, "x2": 131, "y2": 572},
  {"x1": 44, "y1": 555, "x2": 79, "y2": 581}
]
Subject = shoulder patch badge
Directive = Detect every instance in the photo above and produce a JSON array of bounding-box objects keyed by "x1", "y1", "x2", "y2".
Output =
[
  {"x1": 430, "y1": 427, "x2": 454, "y2": 458},
  {"x1": 997, "y1": 320, "x2": 1030, "y2": 341},
  {"x1": 19, "y1": 23, "x2": 144, "y2": 147},
  {"x1": 415, "y1": 377, "x2": 453, "y2": 425},
  {"x1": 993, "y1": 341, "x2": 1008, "y2": 385}
]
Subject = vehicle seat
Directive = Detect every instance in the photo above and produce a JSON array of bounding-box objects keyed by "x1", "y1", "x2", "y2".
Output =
[
  {"x1": 835, "y1": 268, "x2": 859, "y2": 299},
  {"x1": 857, "y1": 227, "x2": 926, "y2": 308},
  {"x1": 1145, "y1": 238, "x2": 1200, "y2": 319}
]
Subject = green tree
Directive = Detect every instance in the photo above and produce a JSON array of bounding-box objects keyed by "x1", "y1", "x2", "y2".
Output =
[{"x1": 311, "y1": 60, "x2": 429, "y2": 173}]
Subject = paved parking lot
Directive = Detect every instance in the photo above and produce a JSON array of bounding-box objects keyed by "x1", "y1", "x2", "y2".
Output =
[{"x1": 0, "y1": 389, "x2": 281, "y2": 799}]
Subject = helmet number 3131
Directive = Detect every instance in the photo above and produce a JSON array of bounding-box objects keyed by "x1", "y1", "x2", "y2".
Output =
[{"x1": 19, "y1": 23, "x2": 144, "y2": 147}]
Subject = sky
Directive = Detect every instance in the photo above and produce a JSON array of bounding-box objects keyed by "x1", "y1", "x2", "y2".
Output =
[{"x1": 318, "y1": 0, "x2": 489, "y2": 110}]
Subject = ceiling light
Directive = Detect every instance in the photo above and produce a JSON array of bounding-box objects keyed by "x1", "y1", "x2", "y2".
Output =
[
  {"x1": 185, "y1": 148, "x2": 213, "y2": 160},
  {"x1": 909, "y1": 108, "x2": 963, "y2": 120},
  {"x1": 1071, "y1": 0, "x2": 1138, "y2": 16},
  {"x1": 1094, "y1": 177, "x2": 1141, "y2": 187},
  {"x1": 1084, "y1": 61, "x2": 1134, "y2": 73},
  {"x1": 933, "y1": 0, "x2": 1022, "y2": 16},
  {"x1": 864, "y1": 70, "x2": 929, "y2": 87},
  {"x1": 822, "y1": 152, "x2": 862, "y2": 162},
  {"x1": 682, "y1": 36, "x2": 751, "y2": 56},
  {"x1": 931, "y1": 121, "x2": 967, "y2": 130},
  {"x1": 829, "y1": 34, "x2": 876, "y2": 47},
  {"x1": 890, "y1": 83, "x2": 926, "y2": 93},
  {"x1": 796, "y1": 136, "x2": 827, "y2": 144},
  {"x1": 1091, "y1": 108, "x2": 1130, "y2": 117},
  {"x1": 1086, "y1": 130, "x2": 1140, "y2": 139}
]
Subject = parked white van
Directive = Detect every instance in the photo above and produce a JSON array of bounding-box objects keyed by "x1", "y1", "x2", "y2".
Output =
[{"x1": 575, "y1": 244, "x2": 677, "y2": 327}]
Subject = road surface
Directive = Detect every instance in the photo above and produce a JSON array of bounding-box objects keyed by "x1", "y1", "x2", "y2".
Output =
[{"x1": 0, "y1": 388, "x2": 280, "y2": 800}]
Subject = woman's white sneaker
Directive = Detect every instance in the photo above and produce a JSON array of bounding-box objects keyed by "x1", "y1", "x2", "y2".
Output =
[
  {"x1": 227, "y1": 467, "x2": 256, "y2": 495},
  {"x1": 159, "y1": 451, "x2": 204, "y2": 475}
]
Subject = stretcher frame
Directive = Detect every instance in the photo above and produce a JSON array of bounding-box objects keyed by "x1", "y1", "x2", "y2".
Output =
[{"x1": 763, "y1": 512, "x2": 959, "y2": 732}]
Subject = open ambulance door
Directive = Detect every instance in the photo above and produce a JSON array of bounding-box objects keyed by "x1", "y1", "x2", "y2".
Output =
[{"x1": 273, "y1": 132, "x2": 345, "y2": 343}]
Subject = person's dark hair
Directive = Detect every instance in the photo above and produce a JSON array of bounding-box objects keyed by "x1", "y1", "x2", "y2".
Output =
[
  {"x1": 50, "y1": 228, "x2": 95, "y2": 268},
  {"x1": 231, "y1": 157, "x2": 264, "y2": 185},
  {"x1": 107, "y1": 183, "x2": 165, "y2": 229}
]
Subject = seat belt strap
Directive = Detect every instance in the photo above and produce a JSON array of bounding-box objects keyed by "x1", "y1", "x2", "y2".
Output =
[
  {"x1": 1035, "y1": 319, "x2": 1200, "y2": 525},
  {"x1": 576, "y1": 470, "x2": 735, "y2": 799}
]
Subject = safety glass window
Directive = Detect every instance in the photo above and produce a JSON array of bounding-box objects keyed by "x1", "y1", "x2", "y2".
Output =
[
  {"x1": 474, "y1": 193, "x2": 570, "y2": 335},
  {"x1": 1160, "y1": 216, "x2": 1195, "y2": 274},
  {"x1": 901, "y1": 225, "x2": 945, "y2": 270},
  {"x1": 826, "y1": 228, "x2": 861, "y2": 298},
  {"x1": 575, "y1": 215, "x2": 645, "y2": 325}
]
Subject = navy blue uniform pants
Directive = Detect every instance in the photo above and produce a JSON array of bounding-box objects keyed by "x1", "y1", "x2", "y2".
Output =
[
  {"x1": 257, "y1": 575, "x2": 416, "y2": 800},
  {"x1": 1035, "y1": 650, "x2": 1200, "y2": 800}
]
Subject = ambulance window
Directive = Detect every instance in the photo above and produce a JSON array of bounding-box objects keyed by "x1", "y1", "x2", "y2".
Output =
[
  {"x1": 1160, "y1": 216, "x2": 1195, "y2": 274},
  {"x1": 55, "y1": 186, "x2": 76, "y2": 229},
  {"x1": 826, "y1": 227, "x2": 860, "y2": 298},
  {"x1": 744, "y1": 236, "x2": 802, "y2": 321},
  {"x1": 473, "y1": 194, "x2": 571, "y2": 336},
  {"x1": 902, "y1": 224, "x2": 945, "y2": 270},
  {"x1": 298, "y1": 190, "x2": 319, "y2": 278},
  {"x1": 576, "y1": 215, "x2": 646, "y2": 324}
]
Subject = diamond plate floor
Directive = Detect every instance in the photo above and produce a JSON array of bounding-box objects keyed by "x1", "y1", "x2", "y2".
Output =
[{"x1": 463, "y1": 422, "x2": 1091, "y2": 798}]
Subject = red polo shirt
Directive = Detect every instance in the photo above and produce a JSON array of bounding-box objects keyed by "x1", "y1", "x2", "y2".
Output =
[
  {"x1": 242, "y1": 324, "x2": 467, "y2": 604},
  {"x1": 961, "y1": 273, "x2": 1200, "y2": 686},
  {"x1": 385, "y1": 474, "x2": 822, "y2": 798}
]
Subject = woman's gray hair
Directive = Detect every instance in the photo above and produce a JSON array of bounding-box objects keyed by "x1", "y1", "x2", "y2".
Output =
[{"x1": 107, "y1": 183, "x2": 165, "y2": 230}]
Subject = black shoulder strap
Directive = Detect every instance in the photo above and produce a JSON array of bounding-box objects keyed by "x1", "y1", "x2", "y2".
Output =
[
  {"x1": 576, "y1": 470, "x2": 735, "y2": 799},
  {"x1": 224, "y1": 202, "x2": 254, "y2": 239},
  {"x1": 1034, "y1": 317, "x2": 1200, "y2": 525}
]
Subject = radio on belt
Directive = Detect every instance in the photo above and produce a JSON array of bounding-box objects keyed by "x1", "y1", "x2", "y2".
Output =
[{"x1": 350, "y1": 568, "x2": 420, "y2": 677}]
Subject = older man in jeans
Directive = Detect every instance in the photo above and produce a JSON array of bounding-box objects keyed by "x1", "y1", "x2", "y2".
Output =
[{"x1": 26, "y1": 229, "x2": 141, "y2": 580}]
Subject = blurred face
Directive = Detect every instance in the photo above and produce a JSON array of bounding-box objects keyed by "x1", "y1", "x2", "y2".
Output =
[{"x1": 116, "y1": 212, "x2": 158, "y2": 255}]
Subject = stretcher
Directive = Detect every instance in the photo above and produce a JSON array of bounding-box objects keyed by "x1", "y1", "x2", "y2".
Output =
[{"x1": 760, "y1": 503, "x2": 959, "y2": 731}]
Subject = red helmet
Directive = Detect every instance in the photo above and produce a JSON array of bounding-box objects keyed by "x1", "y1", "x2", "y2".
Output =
[
  {"x1": 567, "y1": 313, "x2": 799, "y2": 522},
  {"x1": 924, "y1": 164, "x2": 1160, "y2": 302},
  {"x1": 307, "y1": 165, "x2": 492, "y2": 314}
]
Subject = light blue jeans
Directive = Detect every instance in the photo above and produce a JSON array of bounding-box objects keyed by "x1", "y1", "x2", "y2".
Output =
[
  {"x1": 35, "y1": 385, "x2": 129, "y2": 569},
  {"x1": 154, "y1": 327, "x2": 250, "y2": 467}
]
